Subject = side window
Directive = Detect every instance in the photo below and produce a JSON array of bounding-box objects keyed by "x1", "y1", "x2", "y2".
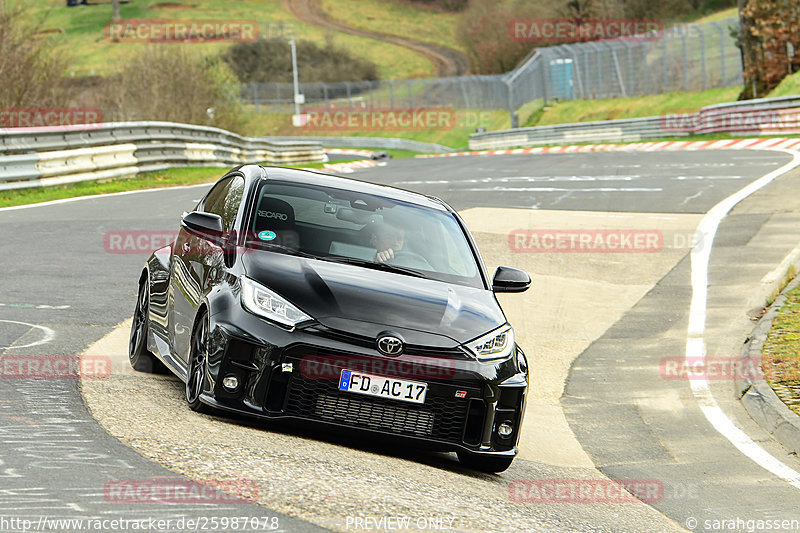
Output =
[
  {"x1": 202, "y1": 177, "x2": 232, "y2": 217},
  {"x1": 220, "y1": 176, "x2": 245, "y2": 231}
]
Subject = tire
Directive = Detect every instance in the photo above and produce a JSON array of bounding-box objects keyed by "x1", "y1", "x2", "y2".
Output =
[
  {"x1": 185, "y1": 311, "x2": 211, "y2": 413},
  {"x1": 457, "y1": 451, "x2": 515, "y2": 473},
  {"x1": 129, "y1": 279, "x2": 165, "y2": 373}
]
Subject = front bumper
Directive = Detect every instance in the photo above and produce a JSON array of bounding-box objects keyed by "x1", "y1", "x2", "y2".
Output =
[{"x1": 202, "y1": 309, "x2": 528, "y2": 456}]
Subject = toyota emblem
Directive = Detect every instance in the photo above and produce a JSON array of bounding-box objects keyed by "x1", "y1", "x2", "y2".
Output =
[{"x1": 377, "y1": 335, "x2": 404, "y2": 356}]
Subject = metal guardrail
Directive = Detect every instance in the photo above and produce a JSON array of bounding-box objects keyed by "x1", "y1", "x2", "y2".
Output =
[
  {"x1": 0, "y1": 121, "x2": 325, "y2": 191},
  {"x1": 469, "y1": 116, "x2": 673, "y2": 150},
  {"x1": 468, "y1": 95, "x2": 800, "y2": 150},
  {"x1": 264, "y1": 136, "x2": 454, "y2": 153}
]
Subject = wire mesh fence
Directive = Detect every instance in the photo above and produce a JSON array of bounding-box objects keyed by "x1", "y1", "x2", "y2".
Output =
[
  {"x1": 242, "y1": 17, "x2": 743, "y2": 119},
  {"x1": 240, "y1": 76, "x2": 512, "y2": 113},
  {"x1": 534, "y1": 17, "x2": 742, "y2": 101}
]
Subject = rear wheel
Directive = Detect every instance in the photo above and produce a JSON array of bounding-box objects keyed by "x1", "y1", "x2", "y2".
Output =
[
  {"x1": 186, "y1": 311, "x2": 211, "y2": 413},
  {"x1": 129, "y1": 280, "x2": 164, "y2": 373},
  {"x1": 457, "y1": 451, "x2": 515, "y2": 473}
]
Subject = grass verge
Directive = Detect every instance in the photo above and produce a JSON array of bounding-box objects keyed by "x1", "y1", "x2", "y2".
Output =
[
  {"x1": 763, "y1": 271, "x2": 800, "y2": 416},
  {"x1": 0, "y1": 167, "x2": 222, "y2": 209},
  {"x1": 769, "y1": 71, "x2": 800, "y2": 98},
  {"x1": 0, "y1": 156, "x2": 377, "y2": 209},
  {"x1": 530, "y1": 88, "x2": 743, "y2": 127}
]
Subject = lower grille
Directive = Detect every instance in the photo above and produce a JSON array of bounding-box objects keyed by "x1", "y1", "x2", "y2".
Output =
[
  {"x1": 285, "y1": 375, "x2": 472, "y2": 444},
  {"x1": 315, "y1": 394, "x2": 434, "y2": 436}
]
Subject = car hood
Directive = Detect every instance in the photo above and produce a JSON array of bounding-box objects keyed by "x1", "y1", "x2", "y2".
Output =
[{"x1": 242, "y1": 252, "x2": 505, "y2": 345}]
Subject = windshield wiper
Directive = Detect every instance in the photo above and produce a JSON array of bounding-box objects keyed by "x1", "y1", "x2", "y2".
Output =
[{"x1": 325, "y1": 256, "x2": 427, "y2": 278}]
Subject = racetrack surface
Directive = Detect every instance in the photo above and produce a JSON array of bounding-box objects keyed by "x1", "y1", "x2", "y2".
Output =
[{"x1": 3, "y1": 149, "x2": 800, "y2": 532}]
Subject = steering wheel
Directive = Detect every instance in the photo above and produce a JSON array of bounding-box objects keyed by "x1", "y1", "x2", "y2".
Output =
[{"x1": 389, "y1": 250, "x2": 433, "y2": 270}]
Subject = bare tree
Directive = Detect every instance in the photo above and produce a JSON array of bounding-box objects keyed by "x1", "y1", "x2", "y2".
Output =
[
  {"x1": 0, "y1": 6, "x2": 69, "y2": 109},
  {"x1": 738, "y1": 0, "x2": 800, "y2": 99}
]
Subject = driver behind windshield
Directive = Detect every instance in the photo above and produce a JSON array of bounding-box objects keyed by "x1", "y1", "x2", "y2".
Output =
[{"x1": 367, "y1": 221, "x2": 405, "y2": 263}]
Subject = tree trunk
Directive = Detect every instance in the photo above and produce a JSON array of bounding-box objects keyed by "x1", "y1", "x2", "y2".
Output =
[
  {"x1": 737, "y1": 0, "x2": 765, "y2": 99},
  {"x1": 112, "y1": 0, "x2": 121, "y2": 20}
]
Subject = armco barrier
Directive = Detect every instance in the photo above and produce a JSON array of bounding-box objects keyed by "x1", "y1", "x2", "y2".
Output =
[
  {"x1": 264, "y1": 136, "x2": 454, "y2": 154},
  {"x1": 469, "y1": 116, "x2": 674, "y2": 150},
  {"x1": 469, "y1": 95, "x2": 800, "y2": 150},
  {"x1": 0, "y1": 121, "x2": 325, "y2": 190}
]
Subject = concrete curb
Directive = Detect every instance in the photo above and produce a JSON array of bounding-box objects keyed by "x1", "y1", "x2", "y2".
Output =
[
  {"x1": 739, "y1": 275, "x2": 800, "y2": 455},
  {"x1": 415, "y1": 137, "x2": 800, "y2": 159}
]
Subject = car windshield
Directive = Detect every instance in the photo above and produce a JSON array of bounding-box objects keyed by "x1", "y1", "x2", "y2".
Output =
[{"x1": 246, "y1": 180, "x2": 482, "y2": 288}]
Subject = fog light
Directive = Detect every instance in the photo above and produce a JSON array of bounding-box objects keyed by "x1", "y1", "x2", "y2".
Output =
[
  {"x1": 497, "y1": 422, "x2": 514, "y2": 438},
  {"x1": 222, "y1": 375, "x2": 239, "y2": 391}
]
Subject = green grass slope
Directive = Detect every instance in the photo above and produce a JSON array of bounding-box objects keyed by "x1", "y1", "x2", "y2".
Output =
[{"x1": 24, "y1": 0, "x2": 433, "y2": 78}]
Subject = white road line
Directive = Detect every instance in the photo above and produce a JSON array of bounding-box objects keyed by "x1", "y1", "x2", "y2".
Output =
[
  {"x1": 685, "y1": 148, "x2": 800, "y2": 488},
  {"x1": 0, "y1": 320, "x2": 55, "y2": 349},
  {"x1": 463, "y1": 187, "x2": 663, "y2": 192},
  {"x1": 681, "y1": 190, "x2": 704, "y2": 206}
]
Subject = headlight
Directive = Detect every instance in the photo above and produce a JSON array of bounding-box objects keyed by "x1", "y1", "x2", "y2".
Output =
[
  {"x1": 240, "y1": 276, "x2": 312, "y2": 328},
  {"x1": 465, "y1": 325, "x2": 515, "y2": 362}
]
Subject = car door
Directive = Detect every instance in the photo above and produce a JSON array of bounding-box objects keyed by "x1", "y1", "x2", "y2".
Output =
[{"x1": 169, "y1": 177, "x2": 233, "y2": 366}]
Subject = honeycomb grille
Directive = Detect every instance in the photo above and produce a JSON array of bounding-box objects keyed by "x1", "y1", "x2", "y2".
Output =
[{"x1": 315, "y1": 394, "x2": 435, "y2": 436}]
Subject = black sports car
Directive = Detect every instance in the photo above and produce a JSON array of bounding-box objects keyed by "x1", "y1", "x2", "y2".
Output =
[{"x1": 129, "y1": 165, "x2": 531, "y2": 473}]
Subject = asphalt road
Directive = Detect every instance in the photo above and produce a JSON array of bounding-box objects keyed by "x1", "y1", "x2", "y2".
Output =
[
  {"x1": 1, "y1": 149, "x2": 798, "y2": 532},
  {"x1": 357, "y1": 150, "x2": 791, "y2": 213}
]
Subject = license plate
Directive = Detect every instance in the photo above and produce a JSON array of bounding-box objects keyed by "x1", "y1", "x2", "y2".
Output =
[{"x1": 338, "y1": 369, "x2": 427, "y2": 404}]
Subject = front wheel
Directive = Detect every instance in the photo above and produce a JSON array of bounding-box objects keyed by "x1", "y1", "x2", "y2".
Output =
[
  {"x1": 129, "y1": 280, "x2": 164, "y2": 373},
  {"x1": 185, "y1": 311, "x2": 211, "y2": 413},
  {"x1": 457, "y1": 451, "x2": 515, "y2": 473}
]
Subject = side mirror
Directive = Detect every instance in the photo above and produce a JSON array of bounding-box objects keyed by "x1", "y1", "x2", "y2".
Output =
[
  {"x1": 181, "y1": 211, "x2": 224, "y2": 241},
  {"x1": 492, "y1": 266, "x2": 530, "y2": 293}
]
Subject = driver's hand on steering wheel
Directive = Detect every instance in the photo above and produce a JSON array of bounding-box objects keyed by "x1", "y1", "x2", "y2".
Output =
[{"x1": 376, "y1": 248, "x2": 395, "y2": 262}]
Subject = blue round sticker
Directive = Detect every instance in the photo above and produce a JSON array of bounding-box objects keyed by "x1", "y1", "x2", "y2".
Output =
[{"x1": 258, "y1": 230, "x2": 277, "y2": 241}]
